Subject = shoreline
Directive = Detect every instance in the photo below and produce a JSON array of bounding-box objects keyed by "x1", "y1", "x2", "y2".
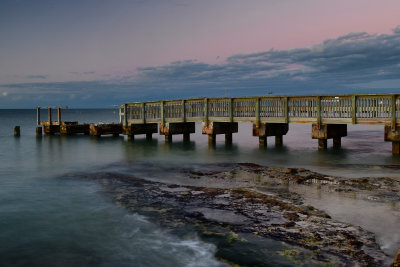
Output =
[{"x1": 74, "y1": 162, "x2": 400, "y2": 266}]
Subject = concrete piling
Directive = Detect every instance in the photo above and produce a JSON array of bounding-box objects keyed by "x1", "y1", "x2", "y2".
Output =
[
  {"x1": 384, "y1": 126, "x2": 400, "y2": 155},
  {"x1": 253, "y1": 123, "x2": 288, "y2": 147},
  {"x1": 312, "y1": 124, "x2": 347, "y2": 150},
  {"x1": 202, "y1": 122, "x2": 238, "y2": 146},
  {"x1": 160, "y1": 122, "x2": 195, "y2": 143}
]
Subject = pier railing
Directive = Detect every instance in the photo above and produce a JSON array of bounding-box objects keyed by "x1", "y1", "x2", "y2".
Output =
[{"x1": 120, "y1": 94, "x2": 399, "y2": 128}]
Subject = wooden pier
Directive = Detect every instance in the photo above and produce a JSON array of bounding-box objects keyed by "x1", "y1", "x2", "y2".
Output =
[{"x1": 119, "y1": 93, "x2": 400, "y2": 154}]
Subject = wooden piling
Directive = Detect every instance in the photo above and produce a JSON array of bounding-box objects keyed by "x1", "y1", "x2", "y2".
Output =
[
  {"x1": 183, "y1": 133, "x2": 190, "y2": 142},
  {"x1": 165, "y1": 134, "x2": 172, "y2": 143},
  {"x1": 275, "y1": 135, "x2": 283, "y2": 147},
  {"x1": 393, "y1": 142, "x2": 400, "y2": 155},
  {"x1": 57, "y1": 107, "x2": 61, "y2": 124},
  {"x1": 333, "y1": 137, "x2": 341, "y2": 149},
  {"x1": 208, "y1": 134, "x2": 216, "y2": 145},
  {"x1": 259, "y1": 136, "x2": 267, "y2": 147},
  {"x1": 14, "y1": 126, "x2": 20, "y2": 137},
  {"x1": 36, "y1": 126, "x2": 42, "y2": 136},
  {"x1": 36, "y1": 107, "x2": 40, "y2": 125},
  {"x1": 318, "y1": 139, "x2": 327, "y2": 150},
  {"x1": 225, "y1": 133, "x2": 232, "y2": 144}
]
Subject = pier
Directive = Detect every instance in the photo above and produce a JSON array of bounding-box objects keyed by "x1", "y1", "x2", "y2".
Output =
[
  {"x1": 120, "y1": 94, "x2": 400, "y2": 154},
  {"x1": 34, "y1": 94, "x2": 400, "y2": 154}
]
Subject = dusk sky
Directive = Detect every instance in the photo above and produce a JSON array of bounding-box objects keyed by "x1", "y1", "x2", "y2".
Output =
[{"x1": 1, "y1": 0, "x2": 400, "y2": 108}]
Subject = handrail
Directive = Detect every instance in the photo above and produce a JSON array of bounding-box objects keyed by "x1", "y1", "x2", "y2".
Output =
[{"x1": 120, "y1": 94, "x2": 399, "y2": 127}]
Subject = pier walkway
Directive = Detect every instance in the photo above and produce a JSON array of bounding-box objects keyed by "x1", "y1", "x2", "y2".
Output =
[{"x1": 120, "y1": 94, "x2": 400, "y2": 154}]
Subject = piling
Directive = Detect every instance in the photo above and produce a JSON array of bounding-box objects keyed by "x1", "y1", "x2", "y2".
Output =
[
  {"x1": 14, "y1": 126, "x2": 20, "y2": 137},
  {"x1": 253, "y1": 123, "x2": 288, "y2": 147},
  {"x1": 36, "y1": 126, "x2": 42, "y2": 136},
  {"x1": 202, "y1": 122, "x2": 238, "y2": 146},
  {"x1": 160, "y1": 122, "x2": 195, "y2": 143}
]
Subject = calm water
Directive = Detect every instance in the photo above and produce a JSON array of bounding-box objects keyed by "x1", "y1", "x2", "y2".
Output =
[{"x1": 0, "y1": 109, "x2": 399, "y2": 265}]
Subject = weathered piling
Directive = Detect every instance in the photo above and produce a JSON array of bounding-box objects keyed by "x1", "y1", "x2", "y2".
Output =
[
  {"x1": 89, "y1": 123, "x2": 122, "y2": 137},
  {"x1": 123, "y1": 123, "x2": 158, "y2": 141},
  {"x1": 312, "y1": 124, "x2": 347, "y2": 150},
  {"x1": 14, "y1": 126, "x2": 20, "y2": 137},
  {"x1": 202, "y1": 122, "x2": 238, "y2": 145},
  {"x1": 384, "y1": 125, "x2": 400, "y2": 155},
  {"x1": 160, "y1": 122, "x2": 195, "y2": 143},
  {"x1": 60, "y1": 122, "x2": 89, "y2": 135},
  {"x1": 36, "y1": 126, "x2": 42, "y2": 136},
  {"x1": 253, "y1": 123, "x2": 288, "y2": 147}
]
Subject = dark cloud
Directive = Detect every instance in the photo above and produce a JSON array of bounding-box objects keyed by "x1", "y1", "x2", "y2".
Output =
[{"x1": 2, "y1": 26, "x2": 400, "y2": 108}]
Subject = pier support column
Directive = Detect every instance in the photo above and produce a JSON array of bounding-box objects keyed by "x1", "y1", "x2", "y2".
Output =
[
  {"x1": 160, "y1": 122, "x2": 195, "y2": 143},
  {"x1": 253, "y1": 123, "x2": 288, "y2": 148},
  {"x1": 183, "y1": 133, "x2": 190, "y2": 142},
  {"x1": 123, "y1": 123, "x2": 158, "y2": 141},
  {"x1": 312, "y1": 124, "x2": 347, "y2": 150},
  {"x1": 36, "y1": 126, "x2": 42, "y2": 137},
  {"x1": 259, "y1": 136, "x2": 267, "y2": 147},
  {"x1": 275, "y1": 135, "x2": 283, "y2": 147},
  {"x1": 165, "y1": 134, "x2": 172, "y2": 143},
  {"x1": 208, "y1": 134, "x2": 216, "y2": 145},
  {"x1": 14, "y1": 126, "x2": 20, "y2": 137},
  {"x1": 225, "y1": 133, "x2": 232, "y2": 144},
  {"x1": 202, "y1": 122, "x2": 238, "y2": 146},
  {"x1": 384, "y1": 125, "x2": 400, "y2": 155},
  {"x1": 318, "y1": 139, "x2": 327, "y2": 150},
  {"x1": 333, "y1": 137, "x2": 341, "y2": 149}
]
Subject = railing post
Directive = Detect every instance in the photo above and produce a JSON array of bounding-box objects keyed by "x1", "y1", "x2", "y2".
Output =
[
  {"x1": 317, "y1": 96, "x2": 321, "y2": 129},
  {"x1": 204, "y1": 98, "x2": 209, "y2": 125},
  {"x1": 124, "y1": 104, "x2": 128, "y2": 127},
  {"x1": 182, "y1": 99, "x2": 186, "y2": 122},
  {"x1": 352, "y1": 95, "x2": 357, "y2": 124},
  {"x1": 141, "y1": 103, "x2": 146, "y2": 124},
  {"x1": 36, "y1": 107, "x2": 40, "y2": 125},
  {"x1": 255, "y1": 97, "x2": 260, "y2": 126},
  {"x1": 161, "y1": 101, "x2": 165, "y2": 126},
  {"x1": 284, "y1": 97, "x2": 288, "y2": 123},
  {"x1": 392, "y1": 95, "x2": 397, "y2": 130},
  {"x1": 229, "y1": 98, "x2": 234, "y2": 122}
]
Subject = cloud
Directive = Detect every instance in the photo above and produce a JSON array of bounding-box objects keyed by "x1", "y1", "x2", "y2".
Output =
[
  {"x1": 25, "y1": 75, "x2": 47, "y2": 79},
  {"x1": 1, "y1": 26, "x2": 400, "y2": 108}
]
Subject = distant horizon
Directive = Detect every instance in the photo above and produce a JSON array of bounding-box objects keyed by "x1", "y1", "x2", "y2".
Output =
[{"x1": 1, "y1": 0, "x2": 400, "y2": 108}]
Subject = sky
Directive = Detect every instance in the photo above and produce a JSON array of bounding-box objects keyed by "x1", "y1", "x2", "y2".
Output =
[{"x1": 1, "y1": 0, "x2": 400, "y2": 108}]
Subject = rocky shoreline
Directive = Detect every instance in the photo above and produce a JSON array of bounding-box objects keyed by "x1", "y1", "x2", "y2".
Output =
[{"x1": 74, "y1": 163, "x2": 400, "y2": 266}]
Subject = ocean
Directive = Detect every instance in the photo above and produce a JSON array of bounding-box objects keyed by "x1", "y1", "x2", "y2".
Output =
[{"x1": 0, "y1": 109, "x2": 399, "y2": 266}]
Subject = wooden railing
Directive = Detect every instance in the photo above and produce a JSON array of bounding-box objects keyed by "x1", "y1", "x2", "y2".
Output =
[{"x1": 120, "y1": 94, "x2": 400, "y2": 128}]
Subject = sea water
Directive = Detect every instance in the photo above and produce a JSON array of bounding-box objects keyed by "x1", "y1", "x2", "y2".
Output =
[{"x1": 0, "y1": 109, "x2": 399, "y2": 265}]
